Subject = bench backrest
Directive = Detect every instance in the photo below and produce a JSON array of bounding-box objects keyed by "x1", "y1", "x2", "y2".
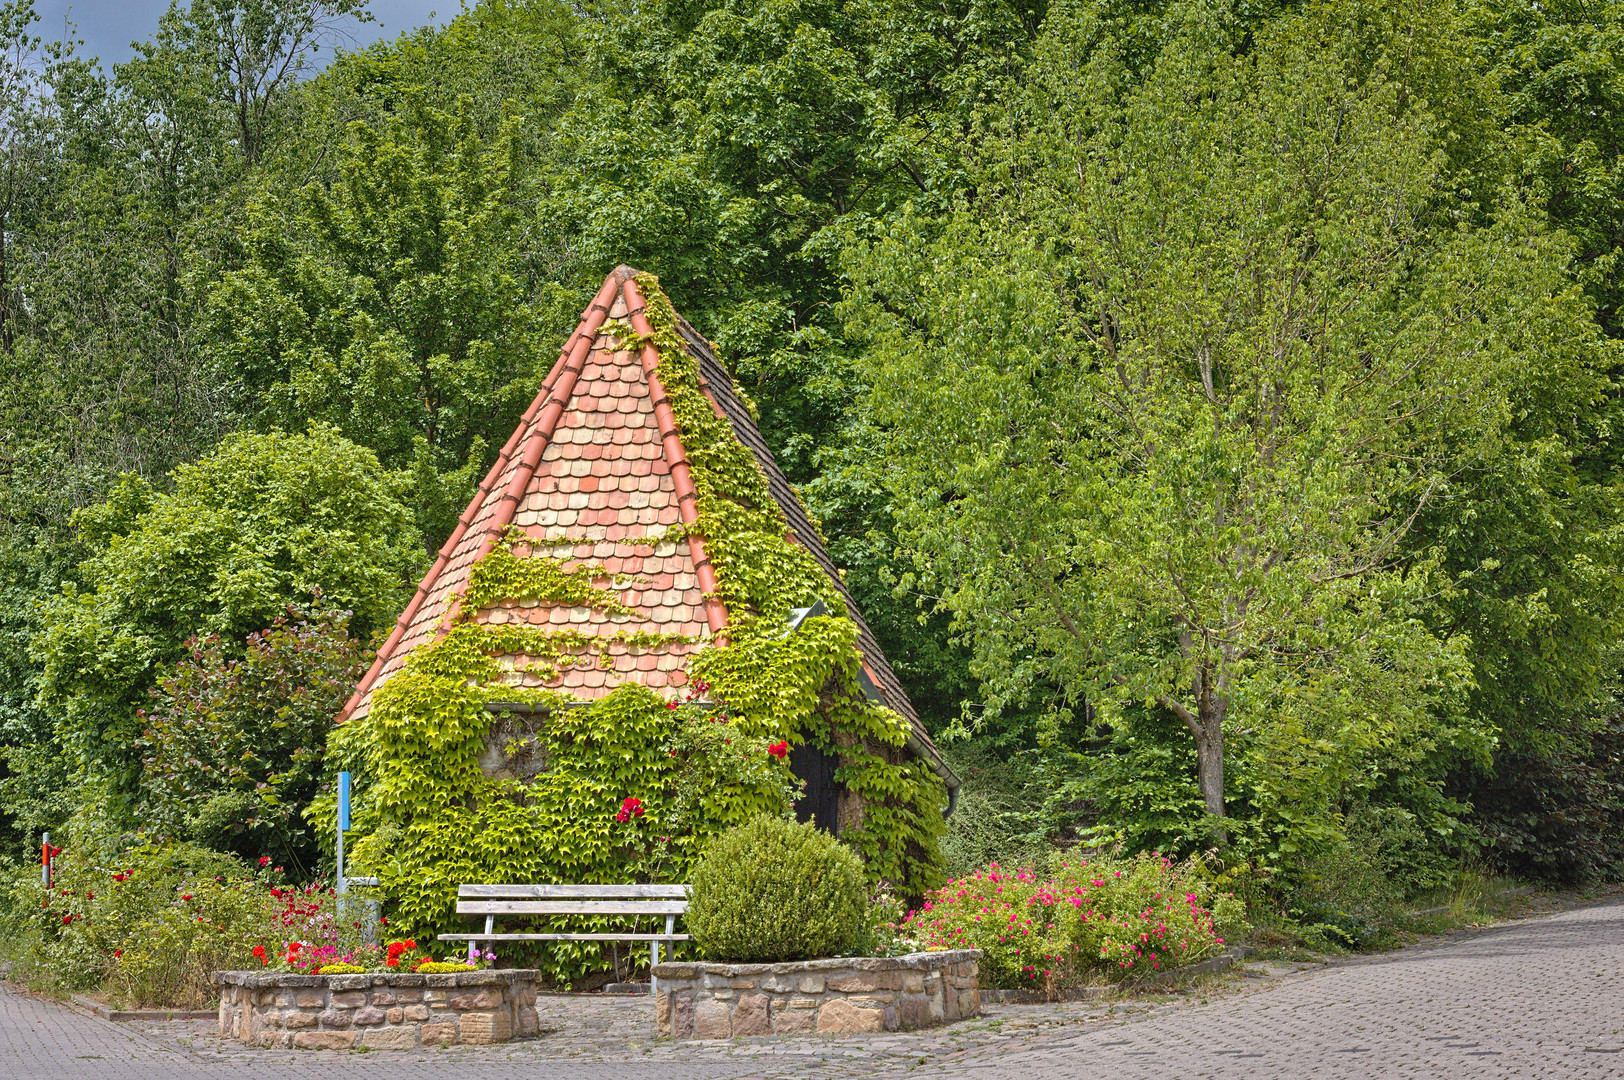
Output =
[{"x1": 455, "y1": 884, "x2": 690, "y2": 917}]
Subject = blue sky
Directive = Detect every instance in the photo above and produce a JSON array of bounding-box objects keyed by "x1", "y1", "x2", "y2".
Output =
[{"x1": 34, "y1": 0, "x2": 449, "y2": 70}]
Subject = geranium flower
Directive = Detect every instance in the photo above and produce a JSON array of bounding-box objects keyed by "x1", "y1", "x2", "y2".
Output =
[{"x1": 767, "y1": 741, "x2": 788, "y2": 759}]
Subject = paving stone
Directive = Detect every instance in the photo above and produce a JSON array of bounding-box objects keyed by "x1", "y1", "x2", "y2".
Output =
[{"x1": 6, "y1": 899, "x2": 1624, "y2": 1079}]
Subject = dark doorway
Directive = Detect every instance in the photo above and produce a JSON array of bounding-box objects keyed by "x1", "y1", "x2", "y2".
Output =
[{"x1": 789, "y1": 742, "x2": 843, "y2": 834}]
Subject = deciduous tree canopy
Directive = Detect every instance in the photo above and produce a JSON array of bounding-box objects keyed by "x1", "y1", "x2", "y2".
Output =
[{"x1": 3, "y1": 0, "x2": 1624, "y2": 895}]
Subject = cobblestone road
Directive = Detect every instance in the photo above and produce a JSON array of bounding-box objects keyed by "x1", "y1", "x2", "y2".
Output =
[{"x1": 5, "y1": 899, "x2": 1624, "y2": 1079}]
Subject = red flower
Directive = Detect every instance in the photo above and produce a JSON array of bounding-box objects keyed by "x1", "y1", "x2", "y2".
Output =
[
  {"x1": 665, "y1": 701, "x2": 679, "y2": 710},
  {"x1": 85, "y1": 892, "x2": 94, "y2": 900},
  {"x1": 252, "y1": 945, "x2": 267, "y2": 966},
  {"x1": 258, "y1": 856, "x2": 271, "y2": 867},
  {"x1": 113, "y1": 950, "x2": 122, "y2": 959},
  {"x1": 181, "y1": 894, "x2": 192, "y2": 901},
  {"x1": 616, "y1": 796, "x2": 645, "y2": 823},
  {"x1": 768, "y1": 741, "x2": 789, "y2": 759},
  {"x1": 405, "y1": 940, "x2": 415, "y2": 950},
  {"x1": 61, "y1": 915, "x2": 72, "y2": 924}
]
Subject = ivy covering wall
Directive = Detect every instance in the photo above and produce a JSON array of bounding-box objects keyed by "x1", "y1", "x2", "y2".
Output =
[{"x1": 319, "y1": 275, "x2": 945, "y2": 982}]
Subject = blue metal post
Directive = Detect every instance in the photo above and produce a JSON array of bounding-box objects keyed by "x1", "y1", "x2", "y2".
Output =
[{"x1": 336, "y1": 772, "x2": 351, "y2": 896}]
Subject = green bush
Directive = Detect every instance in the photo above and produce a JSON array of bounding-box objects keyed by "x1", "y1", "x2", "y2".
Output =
[
  {"x1": 687, "y1": 815, "x2": 866, "y2": 962},
  {"x1": 1284, "y1": 834, "x2": 1408, "y2": 951}
]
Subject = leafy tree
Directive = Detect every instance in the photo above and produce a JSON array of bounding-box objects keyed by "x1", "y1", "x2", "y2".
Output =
[
  {"x1": 0, "y1": 0, "x2": 84, "y2": 353},
  {"x1": 1477, "y1": 0, "x2": 1624, "y2": 339},
  {"x1": 206, "y1": 102, "x2": 540, "y2": 550},
  {"x1": 31, "y1": 426, "x2": 422, "y2": 812},
  {"x1": 138, "y1": 608, "x2": 367, "y2": 874},
  {"x1": 526, "y1": 0, "x2": 1051, "y2": 730},
  {"x1": 843, "y1": 0, "x2": 1609, "y2": 854},
  {"x1": 181, "y1": 0, "x2": 372, "y2": 166}
]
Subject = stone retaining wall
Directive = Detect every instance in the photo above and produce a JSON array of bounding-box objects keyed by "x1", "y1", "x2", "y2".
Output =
[
  {"x1": 652, "y1": 950, "x2": 981, "y2": 1039},
  {"x1": 213, "y1": 970, "x2": 540, "y2": 1049}
]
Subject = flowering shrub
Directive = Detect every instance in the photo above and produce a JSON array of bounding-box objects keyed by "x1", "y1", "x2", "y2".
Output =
[
  {"x1": 3, "y1": 842, "x2": 251, "y2": 997},
  {"x1": 0, "y1": 841, "x2": 392, "y2": 1008},
  {"x1": 901, "y1": 852, "x2": 1244, "y2": 993},
  {"x1": 852, "y1": 881, "x2": 912, "y2": 957}
]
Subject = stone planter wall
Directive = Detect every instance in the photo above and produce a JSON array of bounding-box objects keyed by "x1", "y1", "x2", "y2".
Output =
[
  {"x1": 213, "y1": 970, "x2": 540, "y2": 1049},
  {"x1": 652, "y1": 950, "x2": 981, "y2": 1039}
]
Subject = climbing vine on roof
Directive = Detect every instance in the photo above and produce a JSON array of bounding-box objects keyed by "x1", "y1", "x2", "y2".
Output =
[{"x1": 629, "y1": 272, "x2": 945, "y2": 893}]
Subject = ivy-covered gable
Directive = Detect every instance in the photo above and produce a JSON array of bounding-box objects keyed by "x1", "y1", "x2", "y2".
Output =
[{"x1": 340, "y1": 266, "x2": 952, "y2": 790}]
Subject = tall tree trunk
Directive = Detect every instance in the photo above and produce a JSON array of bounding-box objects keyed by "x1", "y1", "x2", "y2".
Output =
[
  {"x1": 1192, "y1": 657, "x2": 1228, "y2": 844},
  {"x1": 1194, "y1": 720, "x2": 1225, "y2": 818},
  {"x1": 1160, "y1": 645, "x2": 1230, "y2": 844},
  {"x1": 0, "y1": 218, "x2": 12, "y2": 354}
]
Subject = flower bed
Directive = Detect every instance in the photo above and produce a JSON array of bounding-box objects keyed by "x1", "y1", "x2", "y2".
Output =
[
  {"x1": 214, "y1": 969, "x2": 541, "y2": 1048},
  {"x1": 651, "y1": 951, "x2": 980, "y2": 1039},
  {"x1": 900, "y1": 852, "x2": 1246, "y2": 995}
]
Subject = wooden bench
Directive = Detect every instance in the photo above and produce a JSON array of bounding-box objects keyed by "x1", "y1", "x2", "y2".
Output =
[{"x1": 438, "y1": 884, "x2": 690, "y2": 995}]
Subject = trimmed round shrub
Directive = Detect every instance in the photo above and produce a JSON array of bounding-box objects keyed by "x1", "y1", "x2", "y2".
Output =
[{"x1": 687, "y1": 815, "x2": 866, "y2": 961}]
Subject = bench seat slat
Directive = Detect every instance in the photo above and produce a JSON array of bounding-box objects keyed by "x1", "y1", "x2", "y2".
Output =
[
  {"x1": 458, "y1": 884, "x2": 690, "y2": 899},
  {"x1": 455, "y1": 900, "x2": 687, "y2": 916},
  {"x1": 439, "y1": 933, "x2": 691, "y2": 942}
]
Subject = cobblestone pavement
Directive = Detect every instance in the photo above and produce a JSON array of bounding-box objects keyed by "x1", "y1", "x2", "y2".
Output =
[{"x1": 6, "y1": 899, "x2": 1624, "y2": 1079}]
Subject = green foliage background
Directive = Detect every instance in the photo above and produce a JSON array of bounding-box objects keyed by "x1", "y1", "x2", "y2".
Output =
[{"x1": 2, "y1": 0, "x2": 1624, "y2": 939}]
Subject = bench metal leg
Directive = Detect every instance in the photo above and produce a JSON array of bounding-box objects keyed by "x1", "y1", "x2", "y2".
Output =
[{"x1": 651, "y1": 915, "x2": 675, "y2": 998}]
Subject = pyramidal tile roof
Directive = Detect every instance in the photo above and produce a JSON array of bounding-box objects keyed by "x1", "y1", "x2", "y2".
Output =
[{"x1": 338, "y1": 266, "x2": 955, "y2": 790}]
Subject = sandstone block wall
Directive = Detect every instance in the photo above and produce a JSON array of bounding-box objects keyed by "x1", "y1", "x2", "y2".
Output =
[
  {"x1": 652, "y1": 950, "x2": 981, "y2": 1039},
  {"x1": 213, "y1": 970, "x2": 540, "y2": 1049}
]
